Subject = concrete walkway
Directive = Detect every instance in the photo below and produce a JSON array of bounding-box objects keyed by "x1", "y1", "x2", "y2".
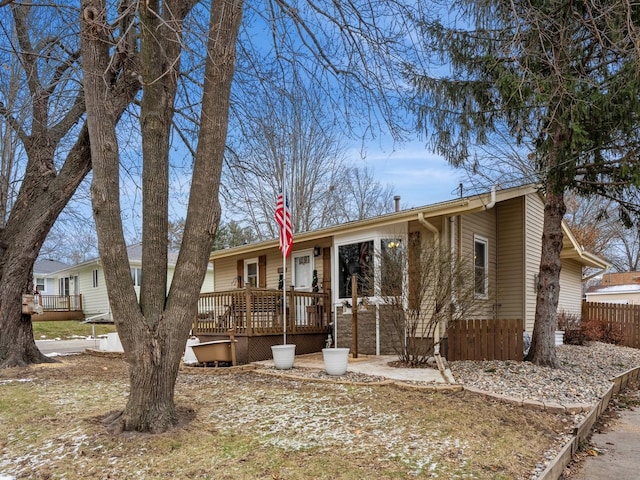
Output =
[
  {"x1": 570, "y1": 401, "x2": 640, "y2": 479},
  {"x1": 255, "y1": 352, "x2": 450, "y2": 383}
]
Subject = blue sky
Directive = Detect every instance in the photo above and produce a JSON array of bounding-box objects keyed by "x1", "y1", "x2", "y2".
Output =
[{"x1": 351, "y1": 139, "x2": 468, "y2": 209}]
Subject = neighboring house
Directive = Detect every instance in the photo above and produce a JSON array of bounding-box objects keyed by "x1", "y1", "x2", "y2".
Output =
[
  {"x1": 585, "y1": 272, "x2": 640, "y2": 304},
  {"x1": 34, "y1": 259, "x2": 70, "y2": 295},
  {"x1": 39, "y1": 244, "x2": 214, "y2": 321},
  {"x1": 205, "y1": 184, "x2": 608, "y2": 356}
]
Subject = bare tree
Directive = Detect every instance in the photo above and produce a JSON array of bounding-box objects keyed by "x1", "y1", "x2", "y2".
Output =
[
  {"x1": 0, "y1": 3, "x2": 138, "y2": 367},
  {"x1": 376, "y1": 233, "x2": 480, "y2": 366},
  {"x1": 223, "y1": 84, "x2": 396, "y2": 239},
  {"x1": 81, "y1": 0, "x2": 425, "y2": 433}
]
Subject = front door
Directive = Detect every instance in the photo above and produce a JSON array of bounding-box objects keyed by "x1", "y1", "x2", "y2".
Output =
[{"x1": 292, "y1": 250, "x2": 314, "y2": 291}]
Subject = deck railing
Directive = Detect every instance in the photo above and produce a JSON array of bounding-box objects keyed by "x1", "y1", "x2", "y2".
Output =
[
  {"x1": 37, "y1": 295, "x2": 83, "y2": 312},
  {"x1": 194, "y1": 286, "x2": 331, "y2": 337}
]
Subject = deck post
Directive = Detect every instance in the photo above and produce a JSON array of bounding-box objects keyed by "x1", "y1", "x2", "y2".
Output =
[
  {"x1": 228, "y1": 329, "x2": 237, "y2": 366},
  {"x1": 324, "y1": 289, "x2": 331, "y2": 327},
  {"x1": 351, "y1": 275, "x2": 358, "y2": 358},
  {"x1": 245, "y1": 284, "x2": 253, "y2": 336},
  {"x1": 289, "y1": 286, "x2": 296, "y2": 334}
]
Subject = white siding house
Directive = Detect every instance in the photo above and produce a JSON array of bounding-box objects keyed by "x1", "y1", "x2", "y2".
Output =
[{"x1": 40, "y1": 244, "x2": 214, "y2": 320}]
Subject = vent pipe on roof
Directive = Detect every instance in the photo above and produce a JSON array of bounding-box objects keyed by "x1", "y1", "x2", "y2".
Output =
[{"x1": 394, "y1": 195, "x2": 401, "y2": 212}]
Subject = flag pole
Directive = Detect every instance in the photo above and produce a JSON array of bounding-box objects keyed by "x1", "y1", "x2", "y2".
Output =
[
  {"x1": 275, "y1": 167, "x2": 292, "y2": 345},
  {"x1": 282, "y1": 173, "x2": 287, "y2": 345}
]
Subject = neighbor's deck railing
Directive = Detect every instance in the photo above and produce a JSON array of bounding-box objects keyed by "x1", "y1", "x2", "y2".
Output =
[
  {"x1": 37, "y1": 294, "x2": 83, "y2": 312},
  {"x1": 193, "y1": 286, "x2": 331, "y2": 336}
]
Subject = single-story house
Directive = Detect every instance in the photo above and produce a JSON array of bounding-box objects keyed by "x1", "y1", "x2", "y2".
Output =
[
  {"x1": 201, "y1": 184, "x2": 608, "y2": 360},
  {"x1": 34, "y1": 259, "x2": 70, "y2": 295},
  {"x1": 35, "y1": 243, "x2": 214, "y2": 321},
  {"x1": 585, "y1": 272, "x2": 640, "y2": 304}
]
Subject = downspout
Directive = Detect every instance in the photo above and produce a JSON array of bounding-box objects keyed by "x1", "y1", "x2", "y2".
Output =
[
  {"x1": 485, "y1": 186, "x2": 497, "y2": 320},
  {"x1": 417, "y1": 212, "x2": 441, "y2": 357},
  {"x1": 484, "y1": 184, "x2": 497, "y2": 210}
]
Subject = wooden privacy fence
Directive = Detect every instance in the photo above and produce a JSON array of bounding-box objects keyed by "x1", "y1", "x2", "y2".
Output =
[
  {"x1": 582, "y1": 302, "x2": 640, "y2": 348},
  {"x1": 447, "y1": 318, "x2": 523, "y2": 361}
]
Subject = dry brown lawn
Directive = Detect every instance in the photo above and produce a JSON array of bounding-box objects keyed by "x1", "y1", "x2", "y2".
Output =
[{"x1": 0, "y1": 354, "x2": 574, "y2": 479}]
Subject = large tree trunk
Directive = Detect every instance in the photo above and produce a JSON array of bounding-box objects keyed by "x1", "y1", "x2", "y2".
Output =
[
  {"x1": 525, "y1": 187, "x2": 566, "y2": 367},
  {"x1": 0, "y1": 128, "x2": 92, "y2": 367},
  {"x1": 0, "y1": 2, "x2": 138, "y2": 368},
  {"x1": 82, "y1": 0, "x2": 242, "y2": 433}
]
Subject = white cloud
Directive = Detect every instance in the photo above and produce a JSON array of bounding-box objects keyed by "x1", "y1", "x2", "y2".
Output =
[{"x1": 350, "y1": 140, "x2": 465, "y2": 208}]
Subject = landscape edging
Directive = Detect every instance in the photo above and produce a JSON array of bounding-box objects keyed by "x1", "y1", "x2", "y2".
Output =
[{"x1": 536, "y1": 366, "x2": 640, "y2": 480}]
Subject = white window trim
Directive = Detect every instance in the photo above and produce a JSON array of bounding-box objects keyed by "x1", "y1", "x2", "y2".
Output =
[
  {"x1": 333, "y1": 225, "x2": 408, "y2": 304},
  {"x1": 92, "y1": 269, "x2": 99, "y2": 288},
  {"x1": 474, "y1": 234, "x2": 489, "y2": 299}
]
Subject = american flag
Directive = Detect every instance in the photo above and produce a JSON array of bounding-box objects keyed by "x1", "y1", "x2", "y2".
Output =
[{"x1": 275, "y1": 190, "x2": 293, "y2": 258}]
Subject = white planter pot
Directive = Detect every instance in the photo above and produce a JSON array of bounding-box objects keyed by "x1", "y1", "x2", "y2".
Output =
[
  {"x1": 271, "y1": 344, "x2": 296, "y2": 370},
  {"x1": 555, "y1": 330, "x2": 564, "y2": 346},
  {"x1": 322, "y1": 347, "x2": 350, "y2": 376},
  {"x1": 183, "y1": 337, "x2": 201, "y2": 365}
]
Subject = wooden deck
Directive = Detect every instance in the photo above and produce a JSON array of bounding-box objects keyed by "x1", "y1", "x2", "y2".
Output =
[
  {"x1": 32, "y1": 295, "x2": 84, "y2": 321},
  {"x1": 193, "y1": 287, "x2": 332, "y2": 364},
  {"x1": 193, "y1": 286, "x2": 331, "y2": 337}
]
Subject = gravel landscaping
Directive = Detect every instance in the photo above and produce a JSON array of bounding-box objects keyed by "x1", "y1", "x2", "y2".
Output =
[{"x1": 449, "y1": 342, "x2": 640, "y2": 406}]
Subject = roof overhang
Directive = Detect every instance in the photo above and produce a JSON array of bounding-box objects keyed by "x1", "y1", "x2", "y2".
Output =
[
  {"x1": 209, "y1": 184, "x2": 540, "y2": 261},
  {"x1": 560, "y1": 223, "x2": 610, "y2": 270}
]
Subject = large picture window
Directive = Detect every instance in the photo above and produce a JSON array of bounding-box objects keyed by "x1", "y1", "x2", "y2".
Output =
[
  {"x1": 338, "y1": 241, "x2": 374, "y2": 298},
  {"x1": 474, "y1": 235, "x2": 488, "y2": 298}
]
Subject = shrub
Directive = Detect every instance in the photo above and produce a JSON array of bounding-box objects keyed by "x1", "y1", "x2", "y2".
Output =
[
  {"x1": 557, "y1": 311, "x2": 586, "y2": 345},
  {"x1": 583, "y1": 316, "x2": 624, "y2": 345}
]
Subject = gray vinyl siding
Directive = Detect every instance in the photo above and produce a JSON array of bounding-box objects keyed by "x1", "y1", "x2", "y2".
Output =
[
  {"x1": 524, "y1": 194, "x2": 545, "y2": 332},
  {"x1": 460, "y1": 208, "x2": 497, "y2": 319},
  {"x1": 496, "y1": 197, "x2": 525, "y2": 323},
  {"x1": 558, "y1": 259, "x2": 583, "y2": 316}
]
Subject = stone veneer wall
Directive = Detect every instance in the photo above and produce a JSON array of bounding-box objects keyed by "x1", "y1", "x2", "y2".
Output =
[{"x1": 334, "y1": 305, "x2": 403, "y2": 355}]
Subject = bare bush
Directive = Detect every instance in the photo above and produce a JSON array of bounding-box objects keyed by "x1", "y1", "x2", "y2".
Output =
[{"x1": 375, "y1": 232, "x2": 481, "y2": 366}]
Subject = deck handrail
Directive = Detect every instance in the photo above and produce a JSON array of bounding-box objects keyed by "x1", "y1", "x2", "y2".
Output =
[
  {"x1": 37, "y1": 294, "x2": 83, "y2": 312},
  {"x1": 194, "y1": 286, "x2": 331, "y2": 337}
]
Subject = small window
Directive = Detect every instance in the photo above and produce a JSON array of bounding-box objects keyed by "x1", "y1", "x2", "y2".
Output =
[
  {"x1": 245, "y1": 260, "x2": 258, "y2": 288},
  {"x1": 92, "y1": 269, "x2": 99, "y2": 288},
  {"x1": 130, "y1": 268, "x2": 142, "y2": 287},
  {"x1": 474, "y1": 235, "x2": 488, "y2": 298},
  {"x1": 35, "y1": 278, "x2": 45, "y2": 293}
]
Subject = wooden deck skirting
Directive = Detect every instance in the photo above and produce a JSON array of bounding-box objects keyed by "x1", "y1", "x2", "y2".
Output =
[{"x1": 194, "y1": 286, "x2": 332, "y2": 337}]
